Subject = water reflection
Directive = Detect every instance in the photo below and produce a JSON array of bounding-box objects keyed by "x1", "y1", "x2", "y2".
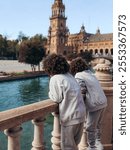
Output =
[
  {"x1": 0, "y1": 76, "x2": 49, "y2": 111},
  {"x1": 18, "y1": 77, "x2": 49, "y2": 104}
]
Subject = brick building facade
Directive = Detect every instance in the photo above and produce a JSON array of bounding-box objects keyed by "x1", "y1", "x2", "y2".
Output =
[{"x1": 47, "y1": 0, "x2": 113, "y2": 59}]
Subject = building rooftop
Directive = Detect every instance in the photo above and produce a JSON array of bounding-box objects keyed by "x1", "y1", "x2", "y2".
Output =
[{"x1": 88, "y1": 33, "x2": 113, "y2": 42}]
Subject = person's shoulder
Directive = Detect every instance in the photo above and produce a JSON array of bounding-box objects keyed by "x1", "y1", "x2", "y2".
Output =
[
  {"x1": 75, "y1": 71, "x2": 86, "y2": 77},
  {"x1": 51, "y1": 74, "x2": 62, "y2": 79},
  {"x1": 51, "y1": 74, "x2": 68, "y2": 81}
]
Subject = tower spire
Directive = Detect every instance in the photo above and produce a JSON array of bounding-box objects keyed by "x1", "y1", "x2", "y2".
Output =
[
  {"x1": 54, "y1": 0, "x2": 63, "y2": 5},
  {"x1": 48, "y1": 0, "x2": 67, "y2": 54},
  {"x1": 52, "y1": 0, "x2": 65, "y2": 17},
  {"x1": 55, "y1": 0, "x2": 62, "y2": 2}
]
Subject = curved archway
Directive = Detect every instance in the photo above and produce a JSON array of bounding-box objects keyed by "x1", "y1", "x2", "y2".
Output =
[
  {"x1": 95, "y1": 49, "x2": 98, "y2": 55},
  {"x1": 105, "y1": 49, "x2": 109, "y2": 55},
  {"x1": 80, "y1": 49, "x2": 83, "y2": 53},
  {"x1": 90, "y1": 49, "x2": 93, "y2": 54},
  {"x1": 100, "y1": 49, "x2": 103, "y2": 55}
]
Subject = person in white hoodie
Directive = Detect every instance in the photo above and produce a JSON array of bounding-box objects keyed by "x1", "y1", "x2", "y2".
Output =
[
  {"x1": 43, "y1": 54, "x2": 86, "y2": 150},
  {"x1": 70, "y1": 57, "x2": 107, "y2": 150}
]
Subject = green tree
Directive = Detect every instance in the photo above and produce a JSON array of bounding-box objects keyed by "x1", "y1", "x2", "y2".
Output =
[
  {"x1": 6, "y1": 39, "x2": 18, "y2": 59},
  {"x1": 17, "y1": 31, "x2": 29, "y2": 42},
  {"x1": 0, "y1": 34, "x2": 20, "y2": 59},
  {"x1": 30, "y1": 34, "x2": 47, "y2": 42},
  {"x1": 19, "y1": 39, "x2": 46, "y2": 71},
  {"x1": 0, "y1": 35, "x2": 8, "y2": 58}
]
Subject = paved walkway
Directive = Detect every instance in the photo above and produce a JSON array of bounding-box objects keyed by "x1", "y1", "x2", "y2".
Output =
[{"x1": 0, "y1": 60, "x2": 42, "y2": 73}]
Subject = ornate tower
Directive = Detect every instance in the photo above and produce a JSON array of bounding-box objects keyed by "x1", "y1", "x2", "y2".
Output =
[{"x1": 47, "y1": 0, "x2": 69, "y2": 54}]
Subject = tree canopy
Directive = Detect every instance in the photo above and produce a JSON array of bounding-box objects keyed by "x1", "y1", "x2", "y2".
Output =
[{"x1": 19, "y1": 35, "x2": 46, "y2": 71}]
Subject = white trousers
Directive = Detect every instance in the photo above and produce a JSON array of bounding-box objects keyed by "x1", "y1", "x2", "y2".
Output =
[
  {"x1": 61, "y1": 122, "x2": 84, "y2": 150},
  {"x1": 86, "y1": 108, "x2": 106, "y2": 148}
]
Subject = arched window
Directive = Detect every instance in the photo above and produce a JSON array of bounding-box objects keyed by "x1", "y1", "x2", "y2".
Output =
[
  {"x1": 62, "y1": 10, "x2": 65, "y2": 16},
  {"x1": 100, "y1": 49, "x2": 103, "y2": 55},
  {"x1": 54, "y1": 10, "x2": 56, "y2": 15},
  {"x1": 60, "y1": 37, "x2": 64, "y2": 44},
  {"x1": 80, "y1": 49, "x2": 83, "y2": 53},
  {"x1": 95, "y1": 49, "x2": 98, "y2": 55},
  {"x1": 90, "y1": 49, "x2": 93, "y2": 54},
  {"x1": 47, "y1": 51, "x2": 50, "y2": 54},
  {"x1": 105, "y1": 49, "x2": 109, "y2": 55}
]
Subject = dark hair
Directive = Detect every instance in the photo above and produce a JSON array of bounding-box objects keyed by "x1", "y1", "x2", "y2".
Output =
[
  {"x1": 70, "y1": 57, "x2": 88, "y2": 75},
  {"x1": 43, "y1": 53, "x2": 70, "y2": 75}
]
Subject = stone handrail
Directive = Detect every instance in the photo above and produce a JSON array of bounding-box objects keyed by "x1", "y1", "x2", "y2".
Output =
[
  {"x1": 0, "y1": 99, "x2": 58, "y2": 131},
  {"x1": 0, "y1": 99, "x2": 59, "y2": 150}
]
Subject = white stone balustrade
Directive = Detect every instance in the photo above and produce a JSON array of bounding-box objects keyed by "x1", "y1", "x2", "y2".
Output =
[{"x1": 0, "y1": 99, "x2": 58, "y2": 150}]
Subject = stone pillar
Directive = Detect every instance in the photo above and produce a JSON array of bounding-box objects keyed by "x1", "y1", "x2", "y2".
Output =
[
  {"x1": 94, "y1": 58, "x2": 113, "y2": 146},
  {"x1": 32, "y1": 117, "x2": 45, "y2": 150},
  {"x1": 4, "y1": 126, "x2": 22, "y2": 150},
  {"x1": 51, "y1": 112, "x2": 61, "y2": 150}
]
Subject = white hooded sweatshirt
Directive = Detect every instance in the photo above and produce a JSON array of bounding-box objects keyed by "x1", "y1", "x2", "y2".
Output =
[
  {"x1": 49, "y1": 73, "x2": 86, "y2": 126},
  {"x1": 75, "y1": 70, "x2": 107, "y2": 112}
]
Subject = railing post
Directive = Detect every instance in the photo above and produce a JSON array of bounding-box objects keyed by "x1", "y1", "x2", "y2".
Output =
[
  {"x1": 78, "y1": 127, "x2": 87, "y2": 150},
  {"x1": 31, "y1": 117, "x2": 46, "y2": 150},
  {"x1": 4, "y1": 126, "x2": 22, "y2": 150},
  {"x1": 51, "y1": 112, "x2": 61, "y2": 150}
]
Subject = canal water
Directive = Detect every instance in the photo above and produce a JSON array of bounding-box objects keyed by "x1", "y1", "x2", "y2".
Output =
[{"x1": 0, "y1": 76, "x2": 53, "y2": 150}]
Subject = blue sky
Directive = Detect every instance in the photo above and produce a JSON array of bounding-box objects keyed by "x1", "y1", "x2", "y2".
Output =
[{"x1": 0, "y1": 0, "x2": 113, "y2": 40}]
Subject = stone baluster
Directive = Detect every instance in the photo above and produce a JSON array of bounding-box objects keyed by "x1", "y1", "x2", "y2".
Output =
[
  {"x1": 31, "y1": 117, "x2": 46, "y2": 150},
  {"x1": 4, "y1": 126, "x2": 22, "y2": 150},
  {"x1": 78, "y1": 127, "x2": 87, "y2": 150},
  {"x1": 51, "y1": 112, "x2": 61, "y2": 150}
]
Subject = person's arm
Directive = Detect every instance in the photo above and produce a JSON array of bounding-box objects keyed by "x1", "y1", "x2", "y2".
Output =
[
  {"x1": 49, "y1": 77, "x2": 63, "y2": 103},
  {"x1": 75, "y1": 78, "x2": 87, "y2": 100}
]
